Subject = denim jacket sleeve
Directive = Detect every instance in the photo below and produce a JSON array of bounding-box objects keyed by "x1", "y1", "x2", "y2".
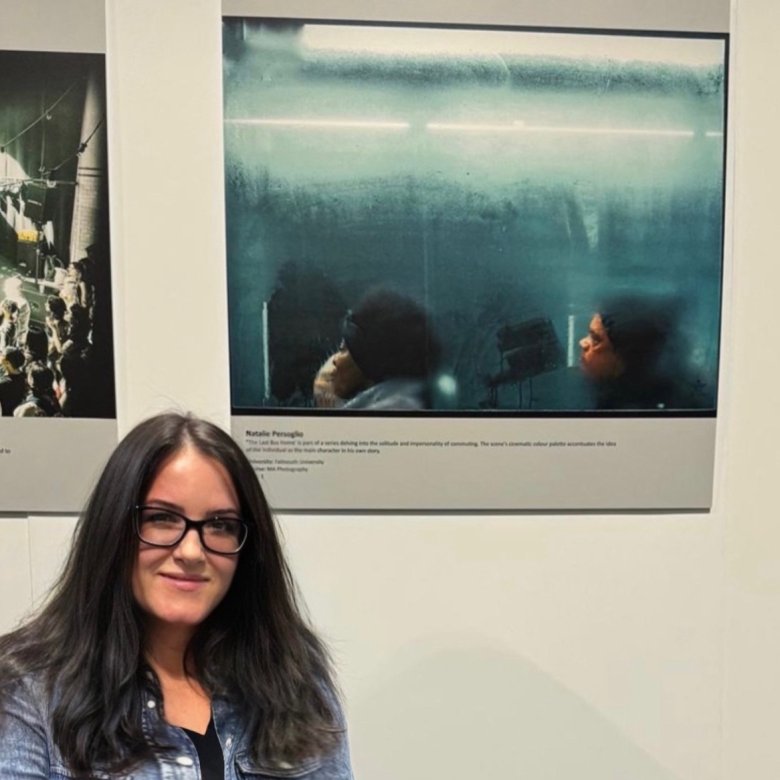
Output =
[{"x1": 0, "y1": 678, "x2": 50, "y2": 779}]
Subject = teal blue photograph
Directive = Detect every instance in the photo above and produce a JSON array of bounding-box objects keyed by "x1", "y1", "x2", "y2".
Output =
[{"x1": 223, "y1": 19, "x2": 726, "y2": 415}]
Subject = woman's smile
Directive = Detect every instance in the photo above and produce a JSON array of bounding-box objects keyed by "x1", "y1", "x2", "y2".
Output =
[{"x1": 159, "y1": 572, "x2": 210, "y2": 591}]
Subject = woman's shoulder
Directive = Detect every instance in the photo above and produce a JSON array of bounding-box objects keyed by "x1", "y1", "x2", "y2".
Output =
[
  {"x1": 1, "y1": 669, "x2": 52, "y2": 718},
  {"x1": 0, "y1": 671, "x2": 52, "y2": 749},
  {"x1": 0, "y1": 671, "x2": 79, "y2": 778}
]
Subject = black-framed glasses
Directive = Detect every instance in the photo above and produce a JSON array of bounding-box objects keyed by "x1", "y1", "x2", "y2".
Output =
[{"x1": 134, "y1": 506, "x2": 248, "y2": 555}]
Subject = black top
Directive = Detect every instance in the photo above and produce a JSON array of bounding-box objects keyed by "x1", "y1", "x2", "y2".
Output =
[{"x1": 181, "y1": 717, "x2": 224, "y2": 780}]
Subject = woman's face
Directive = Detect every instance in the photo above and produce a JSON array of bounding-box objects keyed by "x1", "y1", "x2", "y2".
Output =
[
  {"x1": 132, "y1": 446, "x2": 240, "y2": 637},
  {"x1": 579, "y1": 314, "x2": 624, "y2": 381}
]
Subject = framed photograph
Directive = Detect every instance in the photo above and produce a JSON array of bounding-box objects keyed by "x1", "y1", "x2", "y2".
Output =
[
  {"x1": 0, "y1": 8, "x2": 117, "y2": 511},
  {"x1": 223, "y1": 12, "x2": 728, "y2": 510}
]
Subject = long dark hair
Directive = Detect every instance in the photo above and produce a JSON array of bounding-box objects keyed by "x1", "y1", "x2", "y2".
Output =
[{"x1": 0, "y1": 412, "x2": 340, "y2": 773}]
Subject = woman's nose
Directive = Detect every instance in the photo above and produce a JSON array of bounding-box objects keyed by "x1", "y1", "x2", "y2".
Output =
[
  {"x1": 579, "y1": 337, "x2": 589, "y2": 350},
  {"x1": 174, "y1": 528, "x2": 206, "y2": 560}
]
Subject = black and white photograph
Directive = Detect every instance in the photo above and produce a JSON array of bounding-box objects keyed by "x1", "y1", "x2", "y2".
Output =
[
  {"x1": 0, "y1": 50, "x2": 114, "y2": 420},
  {"x1": 0, "y1": 45, "x2": 117, "y2": 512}
]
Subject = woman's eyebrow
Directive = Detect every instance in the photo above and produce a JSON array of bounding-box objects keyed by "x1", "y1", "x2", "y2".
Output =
[
  {"x1": 141, "y1": 499, "x2": 181, "y2": 510},
  {"x1": 143, "y1": 500, "x2": 241, "y2": 517}
]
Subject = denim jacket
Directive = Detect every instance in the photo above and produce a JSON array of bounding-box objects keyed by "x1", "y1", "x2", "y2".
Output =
[{"x1": 0, "y1": 674, "x2": 354, "y2": 779}]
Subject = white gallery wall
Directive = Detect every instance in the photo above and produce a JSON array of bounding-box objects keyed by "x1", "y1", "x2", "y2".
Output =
[{"x1": 0, "y1": 0, "x2": 778, "y2": 778}]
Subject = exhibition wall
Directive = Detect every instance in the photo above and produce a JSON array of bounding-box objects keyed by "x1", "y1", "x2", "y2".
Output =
[{"x1": 0, "y1": 0, "x2": 778, "y2": 778}]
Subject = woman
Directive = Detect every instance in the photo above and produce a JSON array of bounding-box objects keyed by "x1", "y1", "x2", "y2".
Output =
[
  {"x1": 61, "y1": 303, "x2": 92, "y2": 359},
  {"x1": 0, "y1": 412, "x2": 353, "y2": 778},
  {"x1": 59, "y1": 260, "x2": 89, "y2": 310},
  {"x1": 44, "y1": 295, "x2": 68, "y2": 369},
  {"x1": 0, "y1": 298, "x2": 18, "y2": 351},
  {"x1": 2, "y1": 275, "x2": 30, "y2": 346}
]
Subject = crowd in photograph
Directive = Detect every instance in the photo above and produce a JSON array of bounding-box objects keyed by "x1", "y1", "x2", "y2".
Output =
[{"x1": 0, "y1": 258, "x2": 95, "y2": 417}]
